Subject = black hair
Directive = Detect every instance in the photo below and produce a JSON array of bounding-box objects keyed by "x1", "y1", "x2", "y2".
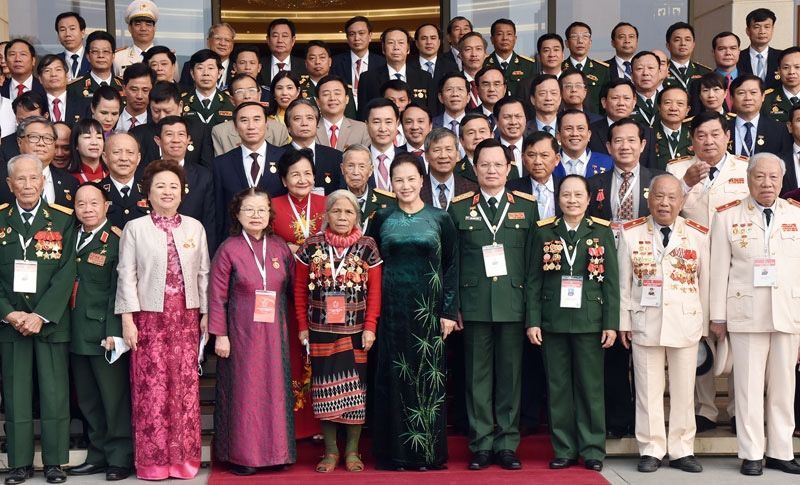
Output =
[
  {"x1": 522, "y1": 131, "x2": 559, "y2": 153},
  {"x1": 459, "y1": 113, "x2": 492, "y2": 139},
  {"x1": 611, "y1": 22, "x2": 638, "y2": 40},
  {"x1": 537, "y1": 33, "x2": 564, "y2": 53},
  {"x1": 68, "y1": 118, "x2": 105, "y2": 174},
  {"x1": 380, "y1": 27, "x2": 411, "y2": 45},
  {"x1": 5, "y1": 39, "x2": 35, "y2": 58},
  {"x1": 122, "y1": 62, "x2": 156, "y2": 86},
  {"x1": 365, "y1": 97, "x2": 400, "y2": 120},
  {"x1": 565, "y1": 21, "x2": 592, "y2": 39},
  {"x1": 437, "y1": 71, "x2": 469, "y2": 92},
  {"x1": 689, "y1": 111, "x2": 728, "y2": 137},
  {"x1": 305, "y1": 40, "x2": 331, "y2": 58},
  {"x1": 55, "y1": 12, "x2": 86, "y2": 32},
  {"x1": 400, "y1": 101, "x2": 432, "y2": 123},
  {"x1": 559, "y1": 174, "x2": 590, "y2": 197},
  {"x1": 268, "y1": 18, "x2": 296, "y2": 37},
  {"x1": 230, "y1": 73, "x2": 259, "y2": 92},
  {"x1": 86, "y1": 30, "x2": 116, "y2": 52},
  {"x1": 389, "y1": 151, "x2": 425, "y2": 178},
  {"x1": 666, "y1": 22, "x2": 695, "y2": 43},
  {"x1": 475, "y1": 65, "x2": 505, "y2": 85},
  {"x1": 492, "y1": 96, "x2": 524, "y2": 120},
  {"x1": 712, "y1": 31, "x2": 740, "y2": 50},
  {"x1": 12, "y1": 91, "x2": 47, "y2": 116},
  {"x1": 380, "y1": 79, "x2": 412, "y2": 99},
  {"x1": 91, "y1": 85, "x2": 122, "y2": 110},
  {"x1": 447, "y1": 16, "x2": 473, "y2": 35},
  {"x1": 788, "y1": 102, "x2": 800, "y2": 121},
  {"x1": 156, "y1": 115, "x2": 189, "y2": 138},
  {"x1": 267, "y1": 71, "x2": 301, "y2": 116},
  {"x1": 149, "y1": 81, "x2": 181, "y2": 105},
  {"x1": 414, "y1": 23, "x2": 442, "y2": 42},
  {"x1": 697, "y1": 71, "x2": 727, "y2": 91},
  {"x1": 608, "y1": 118, "x2": 644, "y2": 141},
  {"x1": 530, "y1": 74, "x2": 559, "y2": 94},
  {"x1": 490, "y1": 18, "x2": 516, "y2": 36},
  {"x1": 234, "y1": 101, "x2": 269, "y2": 124},
  {"x1": 474, "y1": 138, "x2": 511, "y2": 165},
  {"x1": 316, "y1": 74, "x2": 348, "y2": 93},
  {"x1": 345, "y1": 16, "x2": 372, "y2": 33},
  {"x1": 600, "y1": 78, "x2": 635, "y2": 100},
  {"x1": 232, "y1": 45, "x2": 261, "y2": 64},
  {"x1": 778, "y1": 46, "x2": 800, "y2": 66},
  {"x1": 36, "y1": 54, "x2": 68, "y2": 77},
  {"x1": 746, "y1": 8, "x2": 776, "y2": 28},
  {"x1": 657, "y1": 85, "x2": 689, "y2": 106},
  {"x1": 556, "y1": 108, "x2": 590, "y2": 131},
  {"x1": 142, "y1": 45, "x2": 176, "y2": 65},
  {"x1": 729, "y1": 73, "x2": 765, "y2": 95},
  {"x1": 277, "y1": 147, "x2": 315, "y2": 179},
  {"x1": 189, "y1": 49, "x2": 223, "y2": 70},
  {"x1": 631, "y1": 50, "x2": 659, "y2": 67},
  {"x1": 76, "y1": 180, "x2": 108, "y2": 202},
  {"x1": 559, "y1": 67, "x2": 587, "y2": 87}
]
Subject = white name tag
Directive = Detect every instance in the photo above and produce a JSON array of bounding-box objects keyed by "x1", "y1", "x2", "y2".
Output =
[
  {"x1": 753, "y1": 258, "x2": 776, "y2": 287},
  {"x1": 13, "y1": 260, "x2": 37, "y2": 294},
  {"x1": 610, "y1": 221, "x2": 623, "y2": 249},
  {"x1": 560, "y1": 275, "x2": 583, "y2": 308},
  {"x1": 640, "y1": 278, "x2": 663, "y2": 307},
  {"x1": 482, "y1": 244, "x2": 508, "y2": 277}
]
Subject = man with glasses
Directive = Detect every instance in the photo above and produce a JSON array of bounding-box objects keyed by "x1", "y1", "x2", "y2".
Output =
[
  {"x1": 114, "y1": 0, "x2": 158, "y2": 76},
  {"x1": 563, "y1": 22, "x2": 610, "y2": 113},
  {"x1": 559, "y1": 69, "x2": 602, "y2": 124},
  {"x1": 180, "y1": 24, "x2": 236, "y2": 90},
  {"x1": 68, "y1": 31, "x2": 124, "y2": 100}
]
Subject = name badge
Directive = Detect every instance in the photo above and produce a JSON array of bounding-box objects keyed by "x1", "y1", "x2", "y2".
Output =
[
  {"x1": 482, "y1": 244, "x2": 508, "y2": 277},
  {"x1": 610, "y1": 221, "x2": 623, "y2": 249},
  {"x1": 560, "y1": 275, "x2": 583, "y2": 308},
  {"x1": 640, "y1": 278, "x2": 663, "y2": 307},
  {"x1": 14, "y1": 260, "x2": 37, "y2": 294},
  {"x1": 325, "y1": 291, "x2": 346, "y2": 324},
  {"x1": 253, "y1": 290, "x2": 276, "y2": 322},
  {"x1": 753, "y1": 258, "x2": 776, "y2": 287}
]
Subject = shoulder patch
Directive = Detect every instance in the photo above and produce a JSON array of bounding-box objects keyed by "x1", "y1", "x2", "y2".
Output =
[
  {"x1": 0, "y1": 203, "x2": 8, "y2": 211},
  {"x1": 682, "y1": 116, "x2": 694, "y2": 124},
  {"x1": 764, "y1": 88, "x2": 775, "y2": 95},
  {"x1": 114, "y1": 46, "x2": 126, "y2": 53},
  {"x1": 511, "y1": 190, "x2": 536, "y2": 202},
  {"x1": 726, "y1": 112, "x2": 737, "y2": 118},
  {"x1": 623, "y1": 216, "x2": 648, "y2": 230},
  {"x1": 110, "y1": 226, "x2": 123, "y2": 237},
  {"x1": 732, "y1": 154, "x2": 749, "y2": 162},
  {"x1": 593, "y1": 58, "x2": 609, "y2": 67},
  {"x1": 451, "y1": 191, "x2": 475, "y2": 204},
  {"x1": 518, "y1": 54, "x2": 535, "y2": 64},
  {"x1": 787, "y1": 198, "x2": 800, "y2": 209},
  {"x1": 668, "y1": 155, "x2": 693, "y2": 164},
  {"x1": 67, "y1": 77, "x2": 82, "y2": 85},
  {"x1": 715, "y1": 199, "x2": 741, "y2": 212},
  {"x1": 685, "y1": 218, "x2": 709, "y2": 234},
  {"x1": 537, "y1": 216, "x2": 556, "y2": 227},
  {"x1": 48, "y1": 203, "x2": 74, "y2": 215},
  {"x1": 590, "y1": 216, "x2": 610, "y2": 227},
  {"x1": 373, "y1": 188, "x2": 396, "y2": 198}
]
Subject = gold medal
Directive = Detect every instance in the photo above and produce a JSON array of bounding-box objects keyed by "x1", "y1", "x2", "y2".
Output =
[
  {"x1": 183, "y1": 105, "x2": 190, "y2": 112},
  {"x1": 757, "y1": 138, "x2": 764, "y2": 146},
  {"x1": 187, "y1": 144, "x2": 194, "y2": 152},
  {"x1": 325, "y1": 176, "x2": 331, "y2": 184},
  {"x1": 270, "y1": 164, "x2": 277, "y2": 173},
  {"x1": 273, "y1": 261, "x2": 280, "y2": 269},
  {"x1": 470, "y1": 210, "x2": 477, "y2": 217},
  {"x1": 586, "y1": 239, "x2": 593, "y2": 245}
]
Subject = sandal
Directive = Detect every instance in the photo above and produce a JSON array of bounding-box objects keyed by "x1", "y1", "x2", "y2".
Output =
[
  {"x1": 316, "y1": 453, "x2": 339, "y2": 473},
  {"x1": 345, "y1": 452, "x2": 364, "y2": 472}
]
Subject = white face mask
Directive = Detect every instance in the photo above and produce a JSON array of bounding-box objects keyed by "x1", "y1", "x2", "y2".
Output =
[{"x1": 102, "y1": 337, "x2": 130, "y2": 364}]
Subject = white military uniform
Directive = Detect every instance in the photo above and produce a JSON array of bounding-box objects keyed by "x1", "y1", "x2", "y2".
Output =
[
  {"x1": 667, "y1": 151, "x2": 748, "y2": 422},
  {"x1": 709, "y1": 196, "x2": 800, "y2": 461},
  {"x1": 114, "y1": 44, "x2": 153, "y2": 77},
  {"x1": 618, "y1": 215, "x2": 710, "y2": 461},
  {"x1": 113, "y1": 0, "x2": 158, "y2": 76}
]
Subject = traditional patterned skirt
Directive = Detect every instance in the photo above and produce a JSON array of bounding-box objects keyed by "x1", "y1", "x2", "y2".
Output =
[{"x1": 309, "y1": 331, "x2": 368, "y2": 424}]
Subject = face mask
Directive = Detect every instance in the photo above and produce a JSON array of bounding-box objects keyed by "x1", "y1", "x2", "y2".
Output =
[{"x1": 102, "y1": 337, "x2": 130, "y2": 364}]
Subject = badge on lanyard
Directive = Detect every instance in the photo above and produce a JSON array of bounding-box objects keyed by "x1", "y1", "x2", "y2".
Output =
[
  {"x1": 753, "y1": 258, "x2": 776, "y2": 287},
  {"x1": 325, "y1": 291, "x2": 346, "y2": 324},
  {"x1": 254, "y1": 290, "x2": 276, "y2": 322},
  {"x1": 560, "y1": 275, "x2": 583, "y2": 308},
  {"x1": 640, "y1": 278, "x2": 663, "y2": 306},
  {"x1": 482, "y1": 244, "x2": 507, "y2": 277},
  {"x1": 14, "y1": 260, "x2": 37, "y2": 294}
]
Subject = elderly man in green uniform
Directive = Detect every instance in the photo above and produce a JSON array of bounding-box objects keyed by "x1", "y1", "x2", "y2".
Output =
[
  {"x1": 181, "y1": 49, "x2": 234, "y2": 129},
  {"x1": 66, "y1": 182, "x2": 133, "y2": 481},
  {"x1": 562, "y1": 22, "x2": 610, "y2": 113},
  {"x1": 340, "y1": 144, "x2": 395, "y2": 233},
  {"x1": 449, "y1": 138, "x2": 538, "y2": 471},
  {"x1": 0, "y1": 154, "x2": 77, "y2": 485},
  {"x1": 482, "y1": 19, "x2": 536, "y2": 94},
  {"x1": 527, "y1": 174, "x2": 619, "y2": 472},
  {"x1": 654, "y1": 86, "x2": 693, "y2": 169}
]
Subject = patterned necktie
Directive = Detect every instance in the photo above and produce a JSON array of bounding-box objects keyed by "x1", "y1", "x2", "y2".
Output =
[
  {"x1": 449, "y1": 119, "x2": 459, "y2": 136},
  {"x1": 377, "y1": 154, "x2": 389, "y2": 191},
  {"x1": 129, "y1": 116, "x2": 137, "y2": 130},
  {"x1": 763, "y1": 208, "x2": 773, "y2": 226},
  {"x1": 250, "y1": 152, "x2": 261, "y2": 186},
  {"x1": 329, "y1": 124, "x2": 338, "y2": 148},
  {"x1": 16, "y1": 84, "x2": 25, "y2": 98},
  {"x1": 277, "y1": 62, "x2": 286, "y2": 71},
  {"x1": 437, "y1": 183, "x2": 448, "y2": 209},
  {"x1": 354, "y1": 59, "x2": 362, "y2": 90},
  {"x1": 660, "y1": 226, "x2": 671, "y2": 247},
  {"x1": 756, "y1": 53, "x2": 765, "y2": 80},
  {"x1": 469, "y1": 80, "x2": 479, "y2": 109},
  {"x1": 623, "y1": 61, "x2": 631, "y2": 78},
  {"x1": 425, "y1": 61, "x2": 434, "y2": 75},
  {"x1": 71, "y1": 54, "x2": 79, "y2": 77},
  {"x1": 53, "y1": 99, "x2": 62, "y2": 122},
  {"x1": 487, "y1": 196, "x2": 498, "y2": 218},
  {"x1": 619, "y1": 171, "x2": 634, "y2": 220},
  {"x1": 743, "y1": 121, "x2": 754, "y2": 156}
]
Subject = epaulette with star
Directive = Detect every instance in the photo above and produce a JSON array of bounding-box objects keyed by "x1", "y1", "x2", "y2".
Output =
[
  {"x1": 593, "y1": 58, "x2": 610, "y2": 67},
  {"x1": 110, "y1": 226, "x2": 123, "y2": 237},
  {"x1": 67, "y1": 77, "x2": 82, "y2": 85},
  {"x1": 685, "y1": 219, "x2": 709, "y2": 234},
  {"x1": 518, "y1": 54, "x2": 535, "y2": 63},
  {"x1": 537, "y1": 216, "x2": 556, "y2": 227},
  {"x1": 373, "y1": 188, "x2": 396, "y2": 198},
  {"x1": 715, "y1": 200, "x2": 740, "y2": 212},
  {"x1": 682, "y1": 116, "x2": 694, "y2": 124},
  {"x1": 668, "y1": 155, "x2": 693, "y2": 164},
  {"x1": 48, "y1": 203, "x2": 74, "y2": 215},
  {"x1": 511, "y1": 190, "x2": 536, "y2": 202},
  {"x1": 623, "y1": 217, "x2": 648, "y2": 230},
  {"x1": 590, "y1": 216, "x2": 610, "y2": 226},
  {"x1": 694, "y1": 61, "x2": 712, "y2": 70},
  {"x1": 765, "y1": 88, "x2": 775, "y2": 95},
  {"x1": 0, "y1": 203, "x2": 8, "y2": 211},
  {"x1": 451, "y1": 191, "x2": 475, "y2": 204}
]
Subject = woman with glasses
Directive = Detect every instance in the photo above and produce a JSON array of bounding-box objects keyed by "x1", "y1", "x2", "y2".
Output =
[{"x1": 209, "y1": 187, "x2": 297, "y2": 476}]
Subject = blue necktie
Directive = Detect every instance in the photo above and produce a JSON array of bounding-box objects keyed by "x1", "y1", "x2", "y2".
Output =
[
  {"x1": 425, "y1": 61, "x2": 434, "y2": 75},
  {"x1": 624, "y1": 61, "x2": 631, "y2": 78},
  {"x1": 743, "y1": 121, "x2": 754, "y2": 156}
]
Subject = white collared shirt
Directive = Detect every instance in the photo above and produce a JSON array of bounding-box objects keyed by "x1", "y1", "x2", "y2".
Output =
[
  {"x1": 64, "y1": 46, "x2": 85, "y2": 80},
  {"x1": 429, "y1": 172, "x2": 455, "y2": 209},
  {"x1": 9, "y1": 75, "x2": 34, "y2": 102},
  {"x1": 350, "y1": 51, "x2": 368, "y2": 82},
  {"x1": 569, "y1": 56, "x2": 588, "y2": 69},
  {"x1": 671, "y1": 60, "x2": 689, "y2": 71},
  {"x1": 77, "y1": 218, "x2": 107, "y2": 252},
  {"x1": 495, "y1": 53, "x2": 512, "y2": 66},
  {"x1": 46, "y1": 92, "x2": 68, "y2": 122},
  {"x1": 610, "y1": 163, "x2": 641, "y2": 221},
  {"x1": 661, "y1": 122, "x2": 679, "y2": 140},
  {"x1": 242, "y1": 141, "x2": 268, "y2": 187},
  {"x1": 270, "y1": 55, "x2": 291, "y2": 80},
  {"x1": 615, "y1": 55, "x2": 632, "y2": 79},
  {"x1": 481, "y1": 187, "x2": 505, "y2": 208},
  {"x1": 561, "y1": 149, "x2": 591, "y2": 177},
  {"x1": 370, "y1": 145, "x2": 395, "y2": 191},
  {"x1": 110, "y1": 175, "x2": 135, "y2": 197},
  {"x1": 90, "y1": 71, "x2": 113, "y2": 86},
  {"x1": 116, "y1": 109, "x2": 148, "y2": 134},
  {"x1": 41, "y1": 166, "x2": 56, "y2": 205},
  {"x1": 783, "y1": 85, "x2": 800, "y2": 101},
  {"x1": 536, "y1": 116, "x2": 557, "y2": 135},
  {"x1": 443, "y1": 112, "x2": 465, "y2": 136},
  {"x1": 532, "y1": 175, "x2": 555, "y2": 219},
  {"x1": 323, "y1": 117, "x2": 344, "y2": 146},
  {"x1": 387, "y1": 64, "x2": 407, "y2": 82},
  {"x1": 653, "y1": 220, "x2": 676, "y2": 250},
  {"x1": 793, "y1": 143, "x2": 800, "y2": 187},
  {"x1": 500, "y1": 138, "x2": 524, "y2": 177},
  {"x1": 735, "y1": 114, "x2": 760, "y2": 156},
  {"x1": 419, "y1": 55, "x2": 437, "y2": 74},
  {"x1": 749, "y1": 46, "x2": 770, "y2": 77},
  {"x1": 291, "y1": 141, "x2": 316, "y2": 152},
  {"x1": 196, "y1": 89, "x2": 214, "y2": 105}
]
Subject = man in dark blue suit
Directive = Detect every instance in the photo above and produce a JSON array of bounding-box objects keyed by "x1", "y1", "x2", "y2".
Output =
[
  {"x1": 1, "y1": 40, "x2": 47, "y2": 101},
  {"x1": 0, "y1": 92, "x2": 50, "y2": 163},
  {"x1": 37, "y1": 55, "x2": 90, "y2": 128},
  {"x1": 214, "y1": 102, "x2": 285, "y2": 244},
  {"x1": 331, "y1": 16, "x2": 386, "y2": 109},
  {"x1": 728, "y1": 74, "x2": 791, "y2": 157},
  {"x1": 280, "y1": 98, "x2": 342, "y2": 194},
  {"x1": 413, "y1": 23, "x2": 460, "y2": 86},
  {"x1": 55, "y1": 12, "x2": 91, "y2": 81},
  {"x1": 432, "y1": 72, "x2": 469, "y2": 134},
  {"x1": 736, "y1": 8, "x2": 782, "y2": 91},
  {"x1": 555, "y1": 109, "x2": 614, "y2": 178}
]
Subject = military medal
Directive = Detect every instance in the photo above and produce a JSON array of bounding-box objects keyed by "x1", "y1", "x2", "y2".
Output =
[
  {"x1": 324, "y1": 174, "x2": 331, "y2": 184},
  {"x1": 470, "y1": 210, "x2": 478, "y2": 217},
  {"x1": 272, "y1": 257, "x2": 280, "y2": 269},
  {"x1": 187, "y1": 144, "x2": 194, "y2": 151},
  {"x1": 270, "y1": 164, "x2": 277, "y2": 173},
  {"x1": 757, "y1": 138, "x2": 764, "y2": 146}
]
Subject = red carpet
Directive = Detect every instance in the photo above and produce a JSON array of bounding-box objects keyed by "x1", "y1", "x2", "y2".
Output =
[{"x1": 208, "y1": 434, "x2": 608, "y2": 484}]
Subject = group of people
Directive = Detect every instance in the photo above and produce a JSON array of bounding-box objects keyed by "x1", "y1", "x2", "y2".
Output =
[{"x1": 0, "y1": 0, "x2": 799, "y2": 482}]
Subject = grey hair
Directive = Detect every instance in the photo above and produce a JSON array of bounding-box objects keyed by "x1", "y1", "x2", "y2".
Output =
[
  {"x1": 7, "y1": 154, "x2": 43, "y2": 178},
  {"x1": 285, "y1": 97, "x2": 320, "y2": 124},
  {"x1": 459, "y1": 32, "x2": 487, "y2": 51},
  {"x1": 424, "y1": 127, "x2": 458, "y2": 153},
  {"x1": 208, "y1": 23, "x2": 236, "y2": 39},
  {"x1": 321, "y1": 189, "x2": 362, "y2": 232},
  {"x1": 746, "y1": 152, "x2": 786, "y2": 176},
  {"x1": 16, "y1": 116, "x2": 56, "y2": 139},
  {"x1": 647, "y1": 173, "x2": 682, "y2": 192},
  {"x1": 342, "y1": 144, "x2": 370, "y2": 162}
]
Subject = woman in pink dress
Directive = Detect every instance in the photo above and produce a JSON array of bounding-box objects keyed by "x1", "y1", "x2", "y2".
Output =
[{"x1": 116, "y1": 160, "x2": 210, "y2": 480}]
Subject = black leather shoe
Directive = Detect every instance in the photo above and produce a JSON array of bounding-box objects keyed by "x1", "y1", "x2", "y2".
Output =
[
  {"x1": 668, "y1": 455, "x2": 702, "y2": 473},
  {"x1": 105, "y1": 467, "x2": 131, "y2": 481},
  {"x1": 637, "y1": 455, "x2": 661, "y2": 472},
  {"x1": 606, "y1": 427, "x2": 627, "y2": 439},
  {"x1": 549, "y1": 458, "x2": 577, "y2": 469},
  {"x1": 468, "y1": 450, "x2": 491, "y2": 470},
  {"x1": 5, "y1": 467, "x2": 33, "y2": 485},
  {"x1": 765, "y1": 457, "x2": 800, "y2": 474},
  {"x1": 494, "y1": 450, "x2": 521, "y2": 470},
  {"x1": 695, "y1": 415, "x2": 716, "y2": 433},
  {"x1": 584, "y1": 459, "x2": 603, "y2": 471},
  {"x1": 740, "y1": 459, "x2": 763, "y2": 476},
  {"x1": 44, "y1": 466, "x2": 67, "y2": 484},
  {"x1": 230, "y1": 464, "x2": 257, "y2": 476},
  {"x1": 67, "y1": 463, "x2": 105, "y2": 476},
  {"x1": 730, "y1": 417, "x2": 737, "y2": 435}
]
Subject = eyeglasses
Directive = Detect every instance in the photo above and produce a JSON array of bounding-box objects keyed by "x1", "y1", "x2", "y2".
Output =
[
  {"x1": 240, "y1": 208, "x2": 269, "y2": 216},
  {"x1": 233, "y1": 88, "x2": 260, "y2": 96},
  {"x1": 22, "y1": 134, "x2": 56, "y2": 145},
  {"x1": 212, "y1": 35, "x2": 233, "y2": 43}
]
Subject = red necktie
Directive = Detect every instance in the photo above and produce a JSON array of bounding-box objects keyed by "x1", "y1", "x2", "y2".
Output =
[
  {"x1": 16, "y1": 84, "x2": 25, "y2": 98},
  {"x1": 469, "y1": 80, "x2": 479, "y2": 109},
  {"x1": 377, "y1": 154, "x2": 390, "y2": 191},
  {"x1": 329, "y1": 125, "x2": 338, "y2": 148},
  {"x1": 53, "y1": 99, "x2": 62, "y2": 122},
  {"x1": 412, "y1": 149, "x2": 424, "y2": 156},
  {"x1": 250, "y1": 153, "x2": 261, "y2": 186},
  {"x1": 354, "y1": 59, "x2": 362, "y2": 90},
  {"x1": 277, "y1": 62, "x2": 286, "y2": 71},
  {"x1": 725, "y1": 73, "x2": 733, "y2": 111},
  {"x1": 129, "y1": 117, "x2": 137, "y2": 131}
]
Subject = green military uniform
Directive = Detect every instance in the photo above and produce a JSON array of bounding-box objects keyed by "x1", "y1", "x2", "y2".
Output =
[
  {"x1": 483, "y1": 52, "x2": 536, "y2": 95},
  {"x1": 454, "y1": 156, "x2": 478, "y2": 183},
  {"x1": 67, "y1": 73, "x2": 125, "y2": 100},
  {"x1": 0, "y1": 201, "x2": 77, "y2": 468},
  {"x1": 181, "y1": 89, "x2": 235, "y2": 129},
  {"x1": 762, "y1": 87, "x2": 797, "y2": 123},
  {"x1": 654, "y1": 119, "x2": 693, "y2": 170},
  {"x1": 358, "y1": 186, "x2": 396, "y2": 233},
  {"x1": 527, "y1": 215, "x2": 619, "y2": 461},
  {"x1": 448, "y1": 189, "x2": 538, "y2": 453},
  {"x1": 70, "y1": 220, "x2": 133, "y2": 469},
  {"x1": 299, "y1": 75, "x2": 358, "y2": 120},
  {"x1": 663, "y1": 60, "x2": 711, "y2": 92},
  {"x1": 562, "y1": 58, "x2": 610, "y2": 114},
  {"x1": 630, "y1": 94, "x2": 659, "y2": 127}
]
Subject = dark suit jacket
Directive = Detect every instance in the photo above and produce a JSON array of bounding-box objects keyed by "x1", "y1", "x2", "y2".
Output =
[
  {"x1": 0, "y1": 165, "x2": 79, "y2": 207},
  {"x1": 0, "y1": 134, "x2": 20, "y2": 162},
  {"x1": 51, "y1": 93, "x2": 90, "y2": 127},
  {"x1": 728, "y1": 115, "x2": 791, "y2": 158},
  {"x1": 213, "y1": 144, "x2": 286, "y2": 243},
  {"x1": 57, "y1": 51, "x2": 91, "y2": 78},
  {"x1": 413, "y1": 55, "x2": 460, "y2": 84},
  {"x1": 367, "y1": 144, "x2": 408, "y2": 188},
  {"x1": 357, "y1": 63, "x2": 436, "y2": 119},
  {"x1": 100, "y1": 175, "x2": 150, "y2": 229},
  {"x1": 779, "y1": 147, "x2": 797, "y2": 195},
  {"x1": 179, "y1": 161, "x2": 216, "y2": 251},
  {"x1": 420, "y1": 173, "x2": 478, "y2": 208},
  {"x1": 331, "y1": 51, "x2": 387, "y2": 87},
  {"x1": 129, "y1": 116, "x2": 214, "y2": 173},
  {"x1": 280, "y1": 143, "x2": 343, "y2": 195},
  {"x1": 257, "y1": 55, "x2": 307, "y2": 87},
  {"x1": 588, "y1": 118, "x2": 658, "y2": 169},
  {"x1": 737, "y1": 46, "x2": 782, "y2": 90},
  {"x1": 0, "y1": 77, "x2": 46, "y2": 99},
  {"x1": 605, "y1": 57, "x2": 631, "y2": 82},
  {"x1": 179, "y1": 61, "x2": 235, "y2": 91},
  {"x1": 506, "y1": 174, "x2": 563, "y2": 216},
  {"x1": 586, "y1": 165, "x2": 665, "y2": 220}
]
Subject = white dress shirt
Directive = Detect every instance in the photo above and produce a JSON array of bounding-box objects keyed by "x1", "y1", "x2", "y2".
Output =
[
  {"x1": 47, "y1": 92, "x2": 68, "y2": 123},
  {"x1": 429, "y1": 173, "x2": 454, "y2": 209},
  {"x1": 323, "y1": 117, "x2": 344, "y2": 146},
  {"x1": 370, "y1": 145, "x2": 395, "y2": 191},
  {"x1": 500, "y1": 138, "x2": 524, "y2": 177},
  {"x1": 41, "y1": 166, "x2": 56, "y2": 204},
  {"x1": 76, "y1": 218, "x2": 107, "y2": 252},
  {"x1": 560, "y1": 149, "x2": 591, "y2": 177},
  {"x1": 16, "y1": 199, "x2": 41, "y2": 227},
  {"x1": 532, "y1": 175, "x2": 555, "y2": 219},
  {"x1": 64, "y1": 46, "x2": 85, "y2": 81},
  {"x1": 749, "y1": 46, "x2": 770, "y2": 78},
  {"x1": 270, "y1": 55, "x2": 291, "y2": 81},
  {"x1": 242, "y1": 141, "x2": 268, "y2": 187},
  {"x1": 110, "y1": 175, "x2": 134, "y2": 197},
  {"x1": 615, "y1": 55, "x2": 632, "y2": 79},
  {"x1": 351, "y1": 50, "x2": 369, "y2": 83},
  {"x1": 8, "y1": 76, "x2": 34, "y2": 102},
  {"x1": 117, "y1": 109, "x2": 148, "y2": 134},
  {"x1": 387, "y1": 64, "x2": 407, "y2": 82},
  {"x1": 419, "y1": 55, "x2": 437, "y2": 75},
  {"x1": 793, "y1": 143, "x2": 800, "y2": 188},
  {"x1": 535, "y1": 116, "x2": 557, "y2": 135},
  {"x1": 481, "y1": 187, "x2": 505, "y2": 208},
  {"x1": 218, "y1": 59, "x2": 230, "y2": 89},
  {"x1": 734, "y1": 114, "x2": 760, "y2": 156},
  {"x1": 90, "y1": 71, "x2": 113, "y2": 86}
]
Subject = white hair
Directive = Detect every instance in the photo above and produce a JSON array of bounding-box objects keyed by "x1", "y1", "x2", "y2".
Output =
[
  {"x1": 321, "y1": 189, "x2": 362, "y2": 232},
  {"x1": 7, "y1": 154, "x2": 43, "y2": 178},
  {"x1": 746, "y1": 152, "x2": 786, "y2": 176}
]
